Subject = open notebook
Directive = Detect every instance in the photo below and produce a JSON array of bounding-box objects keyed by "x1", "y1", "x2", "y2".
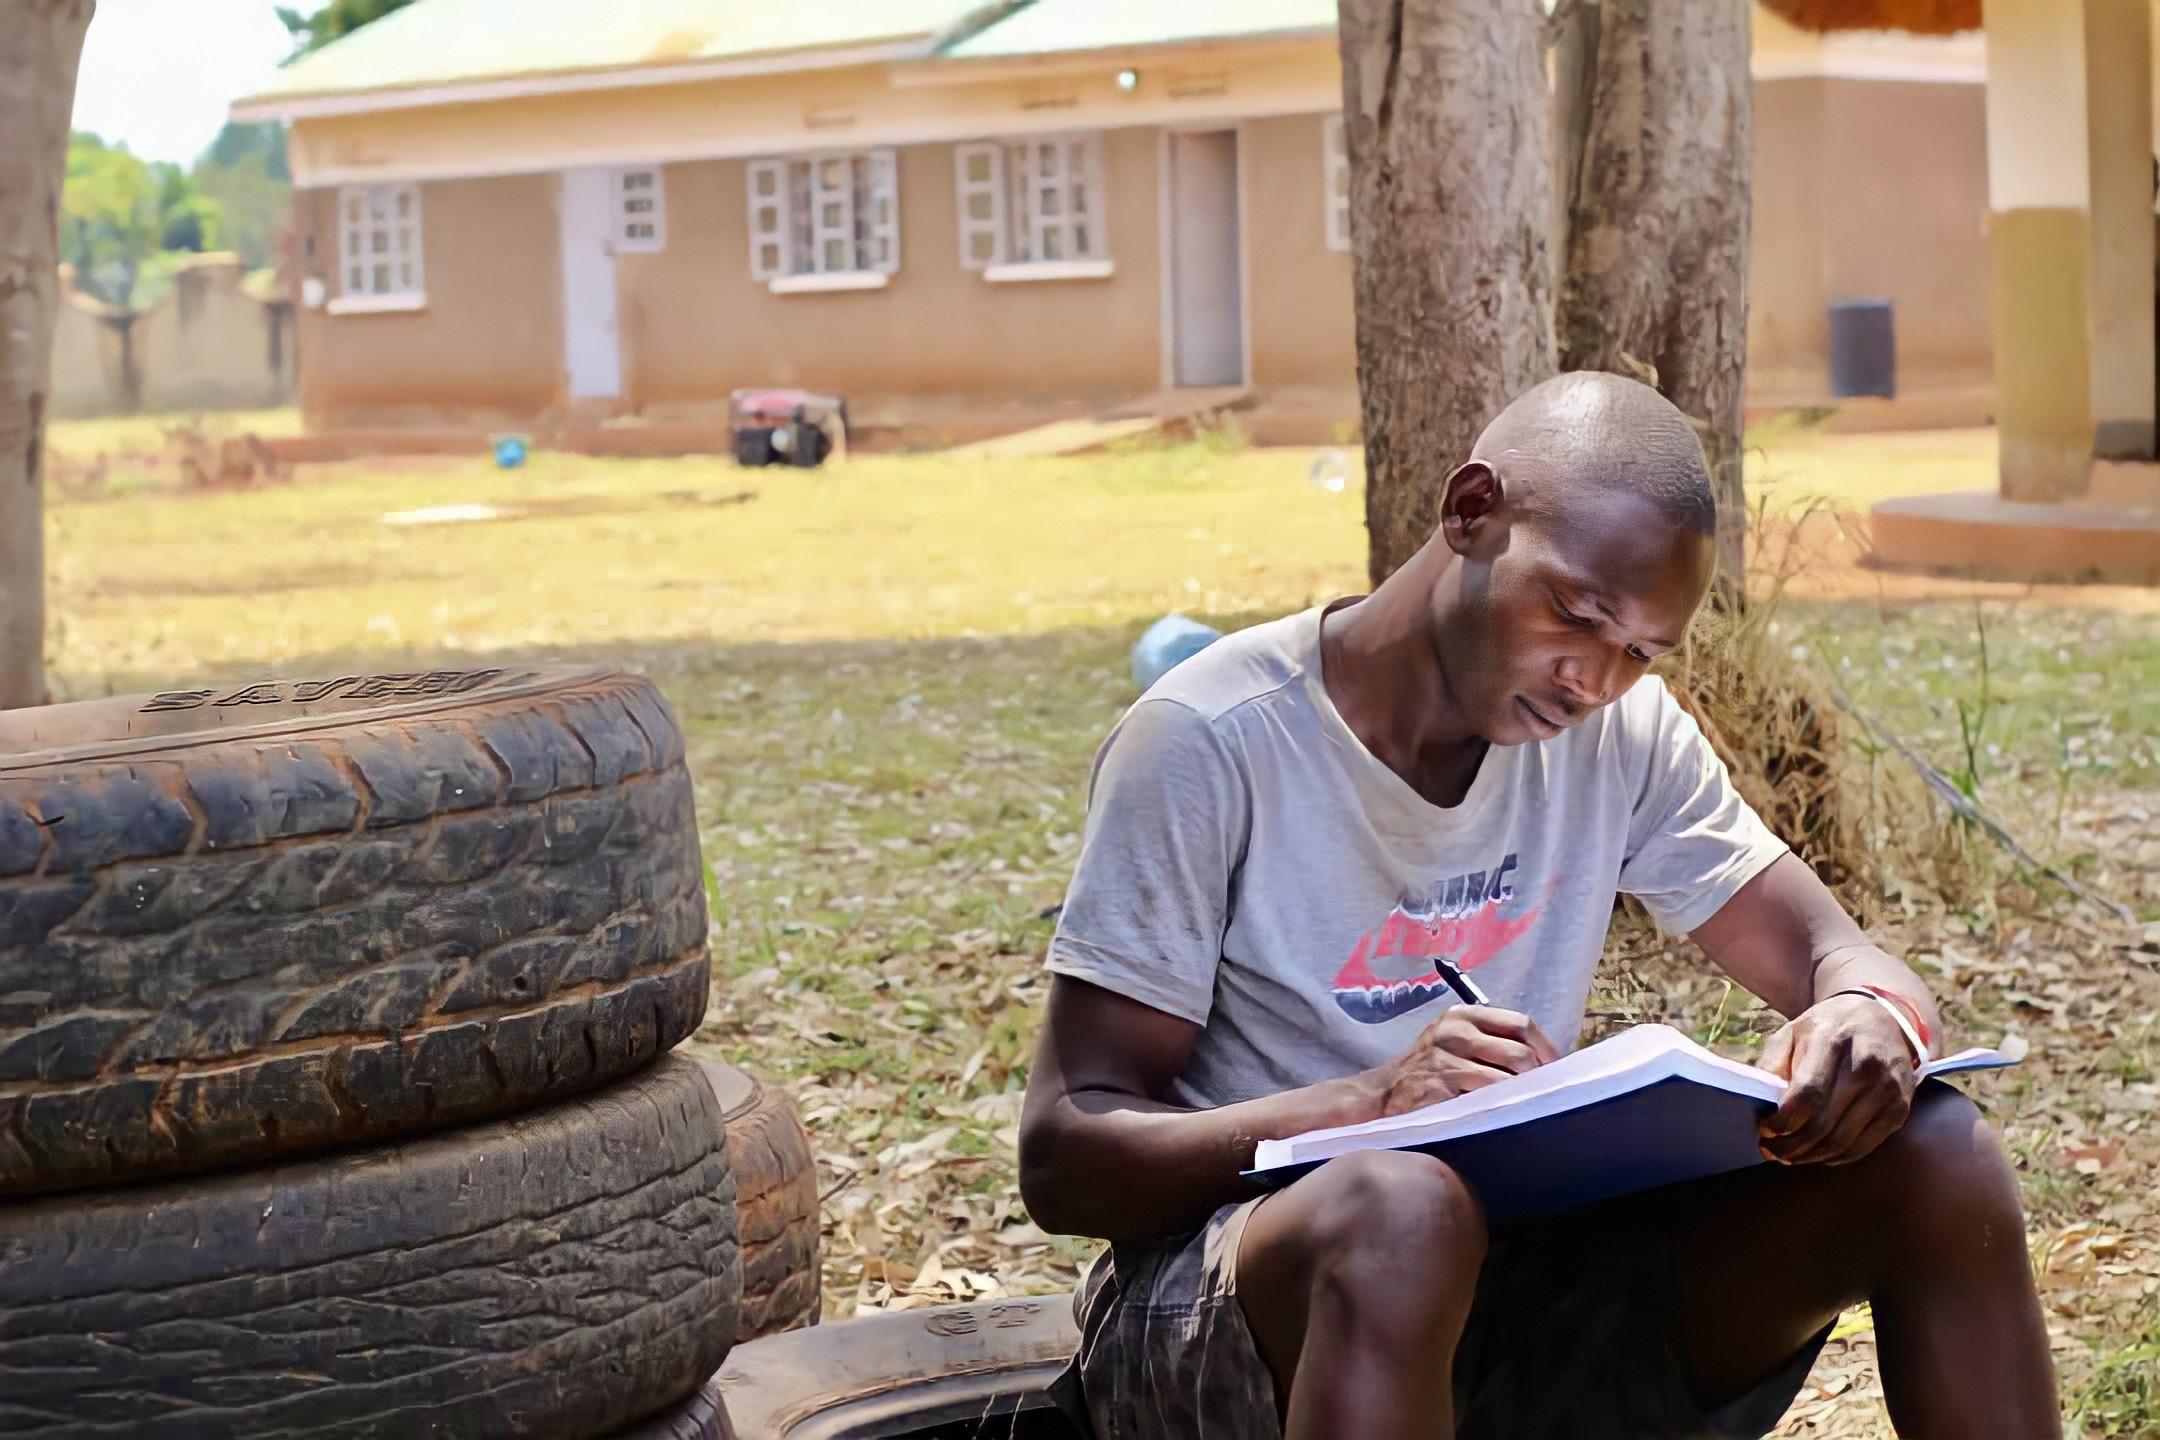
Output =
[{"x1": 1249, "y1": 1023, "x2": 2019, "y2": 1220}]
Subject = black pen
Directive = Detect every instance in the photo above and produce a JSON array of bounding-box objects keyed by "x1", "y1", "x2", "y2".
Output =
[{"x1": 1434, "y1": 957, "x2": 1490, "y2": 1007}]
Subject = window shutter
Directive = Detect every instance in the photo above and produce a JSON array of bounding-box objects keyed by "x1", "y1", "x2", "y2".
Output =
[
  {"x1": 1323, "y1": 116, "x2": 1351, "y2": 254},
  {"x1": 747, "y1": 159, "x2": 791, "y2": 280},
  {"x1": 340, "y1": 187, "x2": 367, "y2": 295},
  {"x1": 1069, "y1": 135, "x2": 1104, "y2": 261},
  {"x1": 864, "y1": 149, "x2": 901, "y2": 274},
  {"x1": 806, "y1": 154, "x2": 857, "y2": 275},
  {"x1": 394, "y1": 185, "x2": 424, "y2": 297},
  {"x1": 954, "y1": 142, "x2": 1005, "y2": 270},
  {"x1": 1029, "y1": 138, "x2": 1068, "y2": 262},
  {"x1": 613, "y1": 167, "x2": 666, "y2": 253}
]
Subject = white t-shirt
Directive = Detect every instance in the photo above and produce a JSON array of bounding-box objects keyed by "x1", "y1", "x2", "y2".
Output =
[{"x1": 1047, "y1": 605, "x2": 1788, "y2": 1111}]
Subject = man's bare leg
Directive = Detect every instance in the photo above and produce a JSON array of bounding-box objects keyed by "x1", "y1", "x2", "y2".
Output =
[
  {"x1": 1236, "y1": 1149, "x2": 1487, "y2": 1440},
  {"x1": 1235, "y1": 1087, "x2": 2052, "y2": 1440},
  {"x1": 1670, "y1": 1084, "x2": 2057, "y2": 1438}
]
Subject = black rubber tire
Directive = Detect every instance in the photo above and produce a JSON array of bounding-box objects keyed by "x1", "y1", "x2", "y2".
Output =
[
  {"x1": 605, "y1": 1378, "x2": 736, "y2": 1440},
  {"x1": 0, "y1": 663, "x2": 710, "y2": 1197},
  {"x1": 600, "y1": 1063, "x2": 815, "y2": 1440},
  {"x1": 713, "y1": 1295, "x2": 1081, "y2": 1440},
  {"x1": 699, "y1": 1059, "x2": 822, "y2": 1342},
  {"x1": 0, "y1": 1053, "x2": 742, "y2": 1440}
]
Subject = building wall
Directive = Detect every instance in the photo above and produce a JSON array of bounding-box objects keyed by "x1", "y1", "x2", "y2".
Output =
[
  {"x1": 48, "y1": 281, "x2": 130, "y2": 420},
  {"x1": 1241, "y1": 113, "x2": 1357, "y2": 393},
  {"x1": 1748, "y1": 79, "x2": 1828, "y2": 398},
  {"x1": 296, "y1": 172, "x2": 566, "y2": 427},
  {"x1": 1818, "y1": 77, "x2": 1991, "y2": 388},
  {"x1": 48, "y1": 257, "x2": 293, "y2": 420},
  {"x1": 618, "y1": 127, "x2": 1164, "y2": 410},
  {"x1": 1749, "y1": 75, "x2": 1992, "y2": 401},
  {"x1": 136, "y1": 256, "x2": 294, "y2": 414}
]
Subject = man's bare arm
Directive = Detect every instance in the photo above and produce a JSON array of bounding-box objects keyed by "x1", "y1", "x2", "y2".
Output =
[
  {"x1": 1019, "y1": 978, "x2": 1368, "y2": 1243},
  {"x1": 1019, "y1": 976, "x2": 1558, "y2": 1244},
  {"x1": 1691, "y1": 851, "x2": 1940, "y2": 1036},
  {"x1": 1691, "y1": 852, "x2": 1939, "y2": 1165}
]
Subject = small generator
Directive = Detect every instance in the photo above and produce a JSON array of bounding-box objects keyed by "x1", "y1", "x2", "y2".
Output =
[{"x1": 729, "y1": 389, "x2": 845, "y2": 468}]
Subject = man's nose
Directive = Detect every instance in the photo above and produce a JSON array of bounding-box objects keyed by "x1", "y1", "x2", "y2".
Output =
[{"x1": 1556, "y1": 649, "x2": 1620, "y2": 710}]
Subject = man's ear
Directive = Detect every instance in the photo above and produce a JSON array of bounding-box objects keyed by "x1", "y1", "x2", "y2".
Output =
[{"x1": 1438, "y1": 460, "x2": 1506, "y2": 556}]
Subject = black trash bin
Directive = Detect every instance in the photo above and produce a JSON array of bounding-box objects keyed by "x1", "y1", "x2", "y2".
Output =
[{"x1": 1828, "y1": 299, "x2": 1896, "y2": 399}]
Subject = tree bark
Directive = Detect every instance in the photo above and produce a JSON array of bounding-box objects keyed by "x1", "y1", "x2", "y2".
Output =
[
  {"x1": 1340, "y1": 0, "x2": 1556, "y2": 585},
  {"x1": 0, "y1": 0, "x2": 95, "y2": 708},
  {"x1": 1555, "y1": 0, "x2": 1753, "y2": 582}
]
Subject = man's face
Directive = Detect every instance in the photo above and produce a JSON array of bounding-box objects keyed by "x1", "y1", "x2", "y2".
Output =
[{"x1": 1435, "y1": 487, "x2": 1715, "y2": 746}]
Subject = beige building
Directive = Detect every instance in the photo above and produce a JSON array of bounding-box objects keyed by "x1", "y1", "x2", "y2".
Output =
[{"x1": 233, "y1": 0, "x2": 1994, "y2": 447}]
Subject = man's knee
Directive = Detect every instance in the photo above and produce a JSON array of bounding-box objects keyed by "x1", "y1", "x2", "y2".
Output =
[
  {"x1": 1299, "y1": 1149, "x2": 1487, "y2": 1291},
  {"x1": 1239, "y1": 1151, "x2": 1484, "y2": 1360},
  {"x1": 1872, "y1": 1084, "x2": 2022, "y2": 1225}
]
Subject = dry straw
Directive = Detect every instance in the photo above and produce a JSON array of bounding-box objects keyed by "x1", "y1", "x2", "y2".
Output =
[
  {"x1": 1654, "y1": 506, "x2": 1976, "y2": 920},
  {"x1": 1758, "y1": 0, "x2": 1978, "y2": 34}
]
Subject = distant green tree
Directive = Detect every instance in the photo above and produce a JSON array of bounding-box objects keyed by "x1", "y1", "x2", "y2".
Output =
[
  {"x1": 277, "y1": 0, "x2": 419, "y2": 59},
  {"x1": 193, "y1": 122, "x2": 292, "y2": 270},
  {"x1": 63, "y1": 131, "x2": 167, "y2": 303},
  {"x1": 201, "y1": 119, "x2": 290, "y2": 182},
  {"x1": 157, "y1": 164, "x2": 222, "y2": 252},
  {"x1": 61, "y1": 132, "x2": 224, "y2": 306}
]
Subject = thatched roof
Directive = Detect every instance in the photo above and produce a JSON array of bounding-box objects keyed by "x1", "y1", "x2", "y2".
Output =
[{"x1": 1759, "y1": 0, "x2": 1978, "y2": 35}]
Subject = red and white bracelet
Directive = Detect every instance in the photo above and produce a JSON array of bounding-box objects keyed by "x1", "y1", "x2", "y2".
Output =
[{"x1": 1826, "y1": 984, "x2": 1934, "y2": 1063}]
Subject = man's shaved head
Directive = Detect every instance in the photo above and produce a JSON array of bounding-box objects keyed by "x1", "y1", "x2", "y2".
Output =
[
  {"x1": 1470, "y1": 371, "x2": 1716, "y2": 539},
  {"x1": 1404, "y1": 370, "x2": 1721, "y2": 749}
]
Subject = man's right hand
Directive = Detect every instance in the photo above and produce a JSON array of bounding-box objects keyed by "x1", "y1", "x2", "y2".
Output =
[
  {"x1": 1021, "y1": 980, "x2": 1561, "y2": 1244},
  {"x1": 1359, "y1": 1005, "x2": 1561, "y2": 1117}
]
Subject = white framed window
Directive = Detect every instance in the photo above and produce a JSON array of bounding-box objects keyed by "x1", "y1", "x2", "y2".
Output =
[
  {"x1": 746, "y1": 150, "x2": 900, "y2": 292},
  {"x1": 612, "y1": 166, "x2": 666, "y2": 253},
  {"x1": 1323, "y1": 115, "x2": 1351, "y2": 254},
  {"x1": 332, "y1": 183, "x2": 425, "y2": 312},
  {"x1": 954, "y1": 134, "x2": 1112, "y2": 282}
]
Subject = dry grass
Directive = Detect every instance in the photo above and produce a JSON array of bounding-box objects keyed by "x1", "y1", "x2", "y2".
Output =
[
  {"x1": 35, "y1": 418, "x2": 2160, "y2": 1436},
  {"x1": 40, "y1": 425, "x2": 1359, "y2": 688},
  {"x1": 1742, "y1": 421, "x2": 1998, "y2": 517},
  {"x1": 43, "y1": 408, "x2": 301, "y2": 500},
  {"x1": 1758, "y1": 0, "x2": 1978, "y2": 38},
  {"x1": 1657, "y1": 505, "x2": 1981, "y2": 920},
  {"x1": 1663, "y1": 585, "x2": 1875, "y2": 896}
]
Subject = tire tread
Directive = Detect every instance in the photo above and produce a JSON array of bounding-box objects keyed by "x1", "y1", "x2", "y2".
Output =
[{"x1": 0, "y1": 673, "x2": 710, "y2": 1197}]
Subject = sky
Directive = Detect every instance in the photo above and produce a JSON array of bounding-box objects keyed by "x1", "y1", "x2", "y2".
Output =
[{"x1": 70, "y1": 0, "x2": 296, "y2": 167}]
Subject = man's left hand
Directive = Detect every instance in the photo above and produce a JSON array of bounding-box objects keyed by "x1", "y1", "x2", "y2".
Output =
[{"x1": 1756, "y1": 994, "x2": 1918, "y2": 1166}]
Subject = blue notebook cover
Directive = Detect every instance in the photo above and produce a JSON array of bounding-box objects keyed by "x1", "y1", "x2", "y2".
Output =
[{"x1": 1247, "y1": 1024, "x2": 2018, "y2": 1221}]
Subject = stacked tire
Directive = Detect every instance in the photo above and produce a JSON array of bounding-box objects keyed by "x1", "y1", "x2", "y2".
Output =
[{"x1": 0, "y1": 666, "x2": 821, "y2": 1438}]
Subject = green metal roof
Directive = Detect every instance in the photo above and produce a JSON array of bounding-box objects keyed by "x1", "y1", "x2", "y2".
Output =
[
  {"x1": 940, "y1": 0, "x2": 1339, "y2": 60},
  {"x1": 239, "y1": 0, "x2": 998, "y2": 105}
]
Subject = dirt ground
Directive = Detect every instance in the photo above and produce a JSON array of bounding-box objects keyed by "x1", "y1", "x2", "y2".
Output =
[
  {"x1": 1760, "y1": 508, "x2": 2160, "y2": 613},
  {"x1": 1743, "y1": 423, "x2": 2160, "y2": 611}
]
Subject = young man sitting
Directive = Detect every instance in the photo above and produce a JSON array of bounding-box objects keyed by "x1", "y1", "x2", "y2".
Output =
[{"x1": 1021, "y1": 374, "x2": 2055, "y2": 1440}]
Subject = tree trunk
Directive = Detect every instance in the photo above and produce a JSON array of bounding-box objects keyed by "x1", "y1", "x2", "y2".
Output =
[
  {"x1": 0, "y1": 0, "x2": 95, "y2": 708},
  {"x1": 1555, "y1": 0, "x2": 1752, "y2": 582},
  {"x1": 1340, "y1": 0, "x2": 1557, "y2": 585}
]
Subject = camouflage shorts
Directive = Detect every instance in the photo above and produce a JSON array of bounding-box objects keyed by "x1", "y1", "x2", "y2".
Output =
[{"x1": 1050, "y1": 1179, "x2": 1828, "y2": 1440}]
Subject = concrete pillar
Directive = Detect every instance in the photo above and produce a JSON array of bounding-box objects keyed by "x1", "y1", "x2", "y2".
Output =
[
  {"x1": 1981, "y1": 0, "x2": 2158, "y2": 494},
  {"x1": 2085, "y1": 0, "x2": 2156, "y2": 459},
  {"x1": 1983, "y1": 0, "x2": 2096, "y2": 500}
]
